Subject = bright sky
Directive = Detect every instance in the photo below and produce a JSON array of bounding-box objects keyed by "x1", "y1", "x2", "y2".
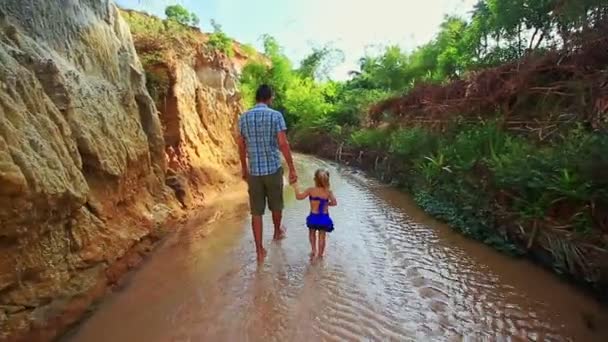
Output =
[{"x1": 116, "y1": 0, "x2": 478, "y2": 80}]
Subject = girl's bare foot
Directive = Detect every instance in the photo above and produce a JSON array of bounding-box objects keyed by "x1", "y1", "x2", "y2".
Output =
[{"x1": 309, "y1": 250, "x2": 317, "y2": 259}]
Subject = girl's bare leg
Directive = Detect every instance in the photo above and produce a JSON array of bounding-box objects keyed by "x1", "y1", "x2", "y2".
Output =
[
  {"x1": 318, "y1": 231, "x2": 327, "y2": 257},
  {"x1": 309, "y1": 229, "x2": 317, "y2": 257}
]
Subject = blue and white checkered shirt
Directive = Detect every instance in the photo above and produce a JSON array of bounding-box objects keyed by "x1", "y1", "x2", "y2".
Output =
[{"x1": 239, "y1": 103, "x2": 287, "y2": 176}]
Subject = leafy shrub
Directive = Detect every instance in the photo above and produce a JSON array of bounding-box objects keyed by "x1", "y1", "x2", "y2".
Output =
[
  {"x1": 121, "y1": 9, "x2": 197, "y2": 55},
  {"x1": 165, "y1": 5, "x2": 199, "y2": 26},
  {"x1": 146, "y1": 70, "x2": 170, "y2": 104},
  {"x1": 241, "y1": 44, "x2": 258, "y2": 58},
  {"x1": 388, "y1": 127, "x2": 437, "y2": 160},
  {"x1": 207, "y1": 20, "x2": 233, "y2": 57},
  {"x1": 139, "y1": 51, "x2": 164, "y2": 66},
  {"x1": 440, "y1": 121, "x2": 506, "y2": 171},
  {"x1": 414, "y1": 190, "x2": 522, "y2": 255},
  {"x1": 349, "y1": 129, "x2": 389, "y2": 150}
]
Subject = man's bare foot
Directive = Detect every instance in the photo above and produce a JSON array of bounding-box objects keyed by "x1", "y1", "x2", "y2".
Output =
[
  {"x1": 273, "y1": 225, "x2": 287, "y2": 240},
  {"x1": 256, "y1": 248, "x2": 267, "y2": 263}
]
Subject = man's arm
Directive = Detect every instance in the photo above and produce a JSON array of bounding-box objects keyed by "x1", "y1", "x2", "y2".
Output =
[
  {"x1": 277, "y1": 131, "x2": 297, "y2": 184},
  {"x1": 237, "y1": 135, "x2": 248, "y2": 180},
  {"x1": 237, "y1": 117, "x2": 248, "y2": 180},
  {"x1": 275, "y1": 111, "x2": 297, "y2": 184}
]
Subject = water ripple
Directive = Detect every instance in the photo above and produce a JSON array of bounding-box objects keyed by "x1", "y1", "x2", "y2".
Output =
[{"x1": 67, "y1": 155, "x2": 608, "y2": 342}]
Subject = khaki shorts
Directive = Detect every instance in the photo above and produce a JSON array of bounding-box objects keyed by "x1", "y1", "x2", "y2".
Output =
[{"x1": 247, "y1": 168, "x2": 284, "y2": 216}]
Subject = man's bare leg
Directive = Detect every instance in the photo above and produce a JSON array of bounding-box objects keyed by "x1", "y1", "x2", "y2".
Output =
[
  {"x1": 252, "y1": 215, "x2": 266, "y2": 262},
  {"x1": 272, "y1": 211, "x2": 286, "y2": 240}
]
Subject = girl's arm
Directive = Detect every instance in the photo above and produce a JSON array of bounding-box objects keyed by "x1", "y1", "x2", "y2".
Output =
[
  {"x1": 328, "y1": 191, "x2": 338, "y2": 207},
  {"x1": 292, "y1": 184, "x2": 311, "y2": 200}
]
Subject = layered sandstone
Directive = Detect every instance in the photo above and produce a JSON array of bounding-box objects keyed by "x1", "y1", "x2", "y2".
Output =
[
  {"x1": 121, "y1": 9, "x2": 260, "y2": 207},
  {"x1": 0, "y1": 1, "x2": 174, "y2": 340},
  {"x1": 0, "y1": 2, "x2": 258, "y2": 340}
]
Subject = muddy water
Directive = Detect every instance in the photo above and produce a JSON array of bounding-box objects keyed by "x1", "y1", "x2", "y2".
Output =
[{"x1": 68, "y1": 155, "x2": 608, "y2": 341}]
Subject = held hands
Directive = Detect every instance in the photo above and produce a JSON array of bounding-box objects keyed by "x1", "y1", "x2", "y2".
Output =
[
  {"x1": 290, "y1": 180, "x2": 301, "y2": 197},
  {"x1": 288, "y1": 168, "x2": 298, "y2": 185}
]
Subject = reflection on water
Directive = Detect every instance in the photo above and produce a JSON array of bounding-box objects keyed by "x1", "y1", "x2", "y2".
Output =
[{"x1": 67, "y1": 155, "x2": 608, "y2": 341}]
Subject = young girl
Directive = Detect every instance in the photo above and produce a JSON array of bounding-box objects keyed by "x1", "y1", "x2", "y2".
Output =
[{"x1": 292, "y1": 169, "x2": 338, "y2": 258}]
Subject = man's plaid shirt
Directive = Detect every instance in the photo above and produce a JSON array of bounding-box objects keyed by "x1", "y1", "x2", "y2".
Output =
[{"x1": 238, "y1": 103, "x2": 287, "y2": 176}]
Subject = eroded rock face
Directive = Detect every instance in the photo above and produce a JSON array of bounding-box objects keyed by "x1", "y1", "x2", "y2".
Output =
[
  {"x1": 149, "y1": 49, "x2": 244, "y2": 205},
  {"x1": 0, "y1": 0, "x2": 172, "y2": 339}
]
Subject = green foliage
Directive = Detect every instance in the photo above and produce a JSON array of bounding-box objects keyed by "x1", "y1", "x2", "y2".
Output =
[
  {"x1": 414, "y1": 190, "x2": 522, "y2": 255},
  {"x1": 343, "y1": 0, "x2": 608, "y2": 95},
  {"x1": 240, "y1": 36, "x2": 341, "y2": 130},
  {"x1": 284, "y1": 78, "x2": 336, "y2": 128},
  {"x1": 165, "y1": 4, "x2": 199, "y2": 26},
  {"x1": 240, "y1": 36, "x2": 292, "y2": 109},
  {"x1": 146, "y1": 70, "x2": 170, "y2": 104},
  {"x1": 139, "y1": 51, "x2": 164, "y2": 66},
  {"x1": 241, "y1": 43, "x2": 258, "y2": 58},
  {"x1": 207, "y1": 20, "x2": 234, "y2": 57},
  {"x1": 123, "y1": 10, "x2": 165, "y2": 36},
  {"x1": 442, "y1": 121, "x2": 507, "y2": 171},
  {"x1": 331, "y1": 87, "x2": 390, "y2": 127},
  {"x1": 298, "y1": 46, "x2": 344, "y2": 81},
  {"x1": 485, "y1": 125, "x2": 607, "y2": 232},
  {"x1": 339, "y1": 123, "x2": 605, "y2": 261},
  {"x1": 349, "y1": 129, "x2": 389, "y2": 150},
  {"x1": 121, "y1": 9, "x2": 198, "y2": 56},
  {"x1": 239, "y1": 0, "x2": 607, "y2": 141},
  {"x1": 236, "y1": 0, "x2": 607, "y2": 286},
  {"x1": 389, "y1": 127, "x2": 438, "y2": 159}
]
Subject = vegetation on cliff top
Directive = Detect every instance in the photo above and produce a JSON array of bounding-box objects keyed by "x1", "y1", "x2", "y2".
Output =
[
  {"x1": 165, "y1": 4, "x2": 199, "y2": 26},
  {"x1": 121, "y1": 6, "x2": 252, "y2": 106},
  {"x1": 121, "y1": 6, "x2": 237, "y2": 62}
]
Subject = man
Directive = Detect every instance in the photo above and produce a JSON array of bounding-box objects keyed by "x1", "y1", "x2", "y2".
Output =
[{"x1": 238, "y1": 84, "x2": 298, "y2": 262}]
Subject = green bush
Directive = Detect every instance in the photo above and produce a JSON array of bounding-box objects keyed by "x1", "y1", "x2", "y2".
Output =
[
  {"x1": 414, "y1": 190, "x2": 521, "y2": 255},
  {"x1": 241, "y1": 44, "x2": 258, "y2": 58},
  {"x1": 121, "y1": 9, "x2": 197, "y2": 54},
  {"x1": 388, "y1": 127, "x2": 437, "y2": 160},
  {"x1": 139, "y1": 51, "x2": 164, "y2": 66},
  {"x1": 440, "y1": 122, "x2": 506, "y2": 171},
  {"x1": 208, "y1": 32, "x2": 233, "y2": 56},
  {"x1": 207, "y1": 20, "x2": 233, "y2": 57},
  {"x1": 239, "y1": 36, "x2": 337, "y2": 132},
  {"x1": 165, "y1": 4, "x2": 199, "y2": 26},
  {"x1": 146, "y1": 70, "x2": 170, "y2": 104},
  {"x1": 349, "y1": 129, "x2": 389, "y2": 150}
]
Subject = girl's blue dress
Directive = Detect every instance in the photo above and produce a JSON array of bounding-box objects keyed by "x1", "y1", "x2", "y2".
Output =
[{"x1": 306, "y1": 196, "x2": 334, "y2": 232}]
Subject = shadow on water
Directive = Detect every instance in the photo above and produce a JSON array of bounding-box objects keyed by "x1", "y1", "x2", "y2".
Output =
[{"x1": 66, "y1": 155, "x2": 608, "y2": 341}]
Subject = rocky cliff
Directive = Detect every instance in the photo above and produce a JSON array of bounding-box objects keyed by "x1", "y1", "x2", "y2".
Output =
[
  {"x1": 0, "y1": 2, "x2": 250, "y2": 341},
  {"x1": 121, "y1": 9, "x2": 255, "y2": 208}
]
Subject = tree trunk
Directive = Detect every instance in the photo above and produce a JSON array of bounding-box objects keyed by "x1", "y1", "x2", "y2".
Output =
[
  {"x1": 518, "y1": 23, "x2": 523, "y2": 57},
  {"x1": 534, "y1": 31, "x2": 546, "y2": 50},
  {"x1": 529, "y1": 28, "x2": 539, "y2": 51}
]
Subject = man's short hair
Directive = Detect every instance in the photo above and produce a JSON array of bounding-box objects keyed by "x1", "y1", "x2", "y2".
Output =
[{"x1": 256, "y1": 84, "x2": 273, "y2": 102}]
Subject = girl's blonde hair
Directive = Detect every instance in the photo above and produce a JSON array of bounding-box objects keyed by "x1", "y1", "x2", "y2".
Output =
[{"x1": 314, "y1": 169, "x2": 330, "y2": 189}]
